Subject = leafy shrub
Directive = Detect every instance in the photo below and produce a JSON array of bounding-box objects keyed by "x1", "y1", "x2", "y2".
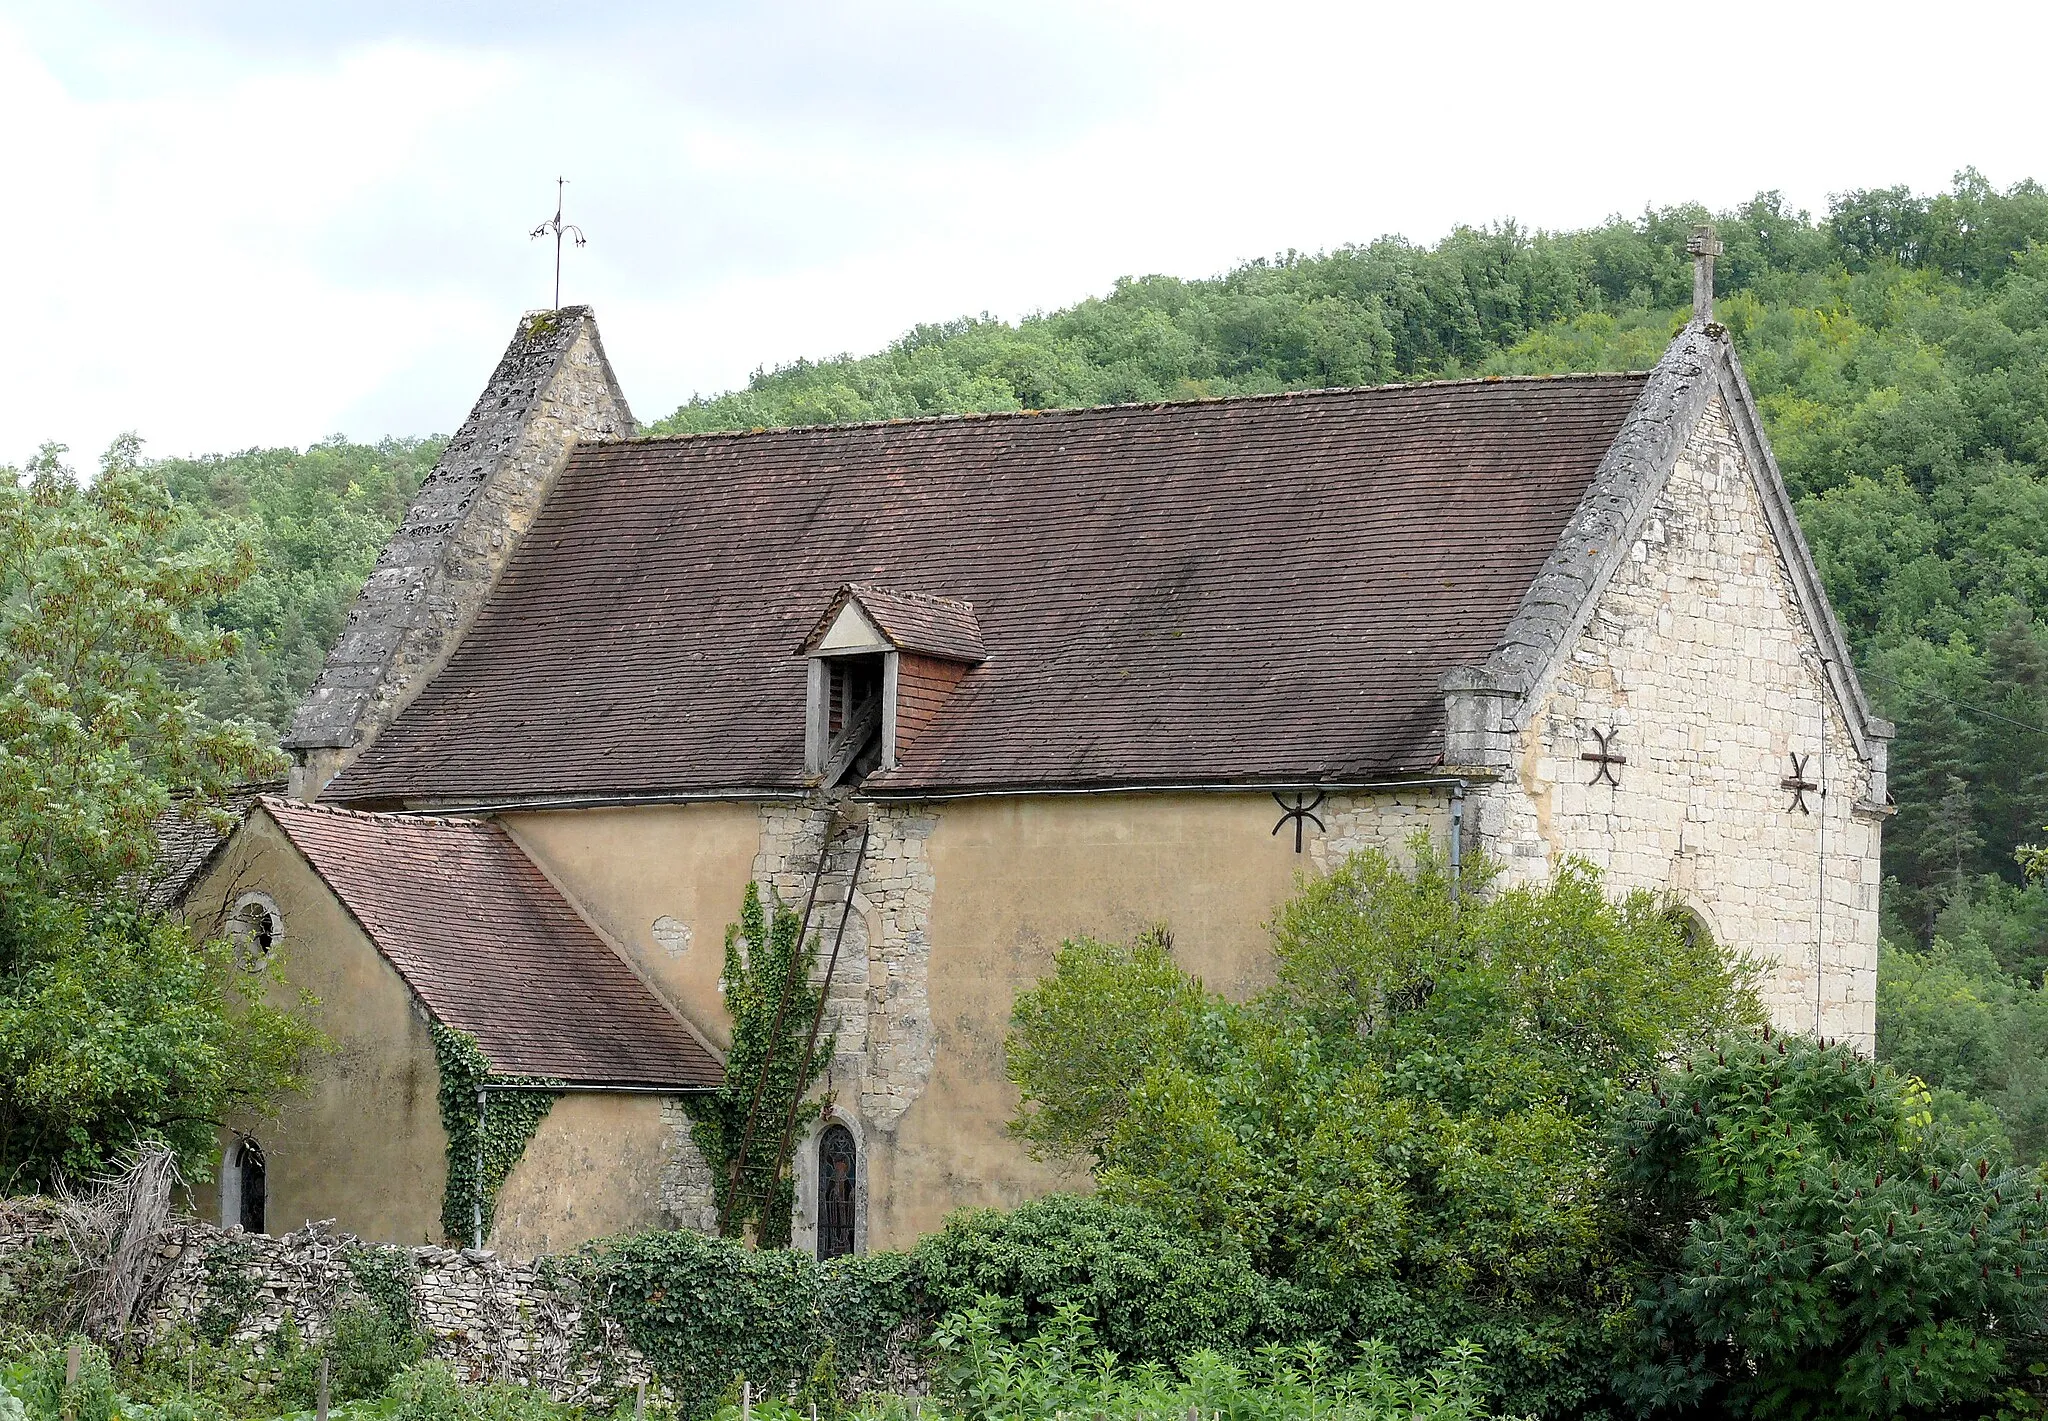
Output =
[
  {"x1": 333, "y1": 1245, "x2": 427, "y2": 1401},
  {"x1": 330, "y1": 1304, "x2": 427, "y2": 1404},
  {"x1": 924, "y1": 1301, "x2": 1499, "y2": 1421},
  {"x1": 2, "y1": 1335, "x2": 118, "y2": 1421},
  {"x1": 571, "y1": 1229, "x2": 917, "y2": 1421},
  {"x1": 1615, "y1": 1029, "x2": 2048, "y2": 1418},
  {"x1": 910, "y1": 1194, "x2": 1276, "y2": 1364},
  {"x1": 0, "y1": 1240, "x2": 78, "y2": 1338},
  {"x1": 384, "y1": 1359, "x2": 582, "y2": 1421}
]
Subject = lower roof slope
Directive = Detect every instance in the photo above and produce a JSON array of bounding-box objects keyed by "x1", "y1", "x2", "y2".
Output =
[
  {"x1": 331, "y1": 374, "x2": 1651, "y2": 803},
  {"x1": 263, "y1": 797, "x2": 720, "y2": 1088}
]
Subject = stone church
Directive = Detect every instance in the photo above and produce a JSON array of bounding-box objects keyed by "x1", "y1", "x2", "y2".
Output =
[{"x1": 180, "y1": 237, "x2": 1892, "y2": 1257}]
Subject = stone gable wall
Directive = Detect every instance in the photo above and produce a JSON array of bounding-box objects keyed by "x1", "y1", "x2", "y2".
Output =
[
  {"x1": 285, "y1": 309, "x2": 634, "y2": 796},
  {"x1": 1471, "y1": 396, "x2": 1881, "y2": 1049}
]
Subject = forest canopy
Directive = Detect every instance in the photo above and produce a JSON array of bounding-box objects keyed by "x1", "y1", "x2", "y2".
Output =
[{"x1": 110, "y1": 168, "x2": 2048, "y2": 1157}]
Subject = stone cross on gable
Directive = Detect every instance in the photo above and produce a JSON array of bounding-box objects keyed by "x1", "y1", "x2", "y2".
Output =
[{"x1": 1688, "y1": 223, "x2": 1723, "y2": 324}]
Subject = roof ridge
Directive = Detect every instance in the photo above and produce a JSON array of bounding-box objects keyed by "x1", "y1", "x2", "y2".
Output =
[
  {"x1": 847, "y1": 583, "x2": 976, "y2": 610},
  {"x1": 620, "y1": 369, "x2": 1657, "y2": 449}
]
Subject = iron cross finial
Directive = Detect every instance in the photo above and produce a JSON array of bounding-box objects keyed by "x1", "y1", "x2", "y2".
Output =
[
  {"x1": 1688, "y1": 223, "x2": 1723, "y2": 324},
  {"x1": 529, "y1": 177, "x2": 587, "y2": 311}
]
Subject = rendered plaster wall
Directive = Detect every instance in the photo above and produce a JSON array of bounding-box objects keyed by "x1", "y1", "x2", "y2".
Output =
[
  {"x1": 870, "y1": 790, "x2": 1445, "y2": 1248},
  {"x1": 491, "y1": 1093, "x2": 673, "y2": 1256},
  {"x1": 286, "y1": 310, "x2": 635, "y2": 795},
  {"x1": 1476, "y1": 396, "x2": 1882, "y2": 1050},
  {"x1": 500, "y1": 803, "x2": 760, "y2": 1050},
  {"x1": 498, "y1": 790, "x2": 1453, "y2": 1254},
  {"x1": 182, "y1": 813, "x2": 449, "y2": 1244}
]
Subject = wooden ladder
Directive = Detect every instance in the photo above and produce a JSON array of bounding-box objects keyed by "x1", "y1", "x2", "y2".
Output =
[{"x1": 723, "y1": 816, "x2": 871, "y2": 1229}]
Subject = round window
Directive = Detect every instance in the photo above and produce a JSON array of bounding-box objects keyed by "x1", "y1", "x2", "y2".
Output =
[{"x1": 230, "y1": 893, "x2": 283, "y2": 964}]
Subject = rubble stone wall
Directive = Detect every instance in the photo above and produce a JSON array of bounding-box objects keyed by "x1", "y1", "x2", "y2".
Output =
[{"x1": 0, "y1": 1211, "x2": 646, "y2": 1403}]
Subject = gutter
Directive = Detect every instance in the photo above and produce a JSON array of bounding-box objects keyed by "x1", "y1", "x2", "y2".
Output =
[
  {"x1": 378, "y1": 788, "x2": 809, "y2": 816},
  {"x1": 854, "y1": 772, "x2": 1498, "y2": 803}
]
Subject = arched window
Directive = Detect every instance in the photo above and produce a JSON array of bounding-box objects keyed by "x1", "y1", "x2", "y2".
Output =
[
  {"x1": 229, "y1": 1138, "x2": 266, "y2": 1235},
  {"x1": 816, "y1": 1123, "x2": 856, "y2": 1260},
  {"x1": 1664, "y1": 906, "x2": 1712, "y2": 953}
]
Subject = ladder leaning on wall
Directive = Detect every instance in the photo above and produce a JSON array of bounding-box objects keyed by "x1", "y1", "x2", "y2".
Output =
[{"x1": 722, "y1": 814, "x2": 871, "y2": 1230}]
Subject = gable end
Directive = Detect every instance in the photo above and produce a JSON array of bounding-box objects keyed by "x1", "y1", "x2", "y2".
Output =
[{"x1": 1448, "y1": 322, "x2": 1891, "y2": 796}]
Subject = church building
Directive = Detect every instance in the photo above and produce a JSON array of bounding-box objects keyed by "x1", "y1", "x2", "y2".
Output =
[{"x1": 180, "y1": 235, "x2": 1892, "y2": 1256}]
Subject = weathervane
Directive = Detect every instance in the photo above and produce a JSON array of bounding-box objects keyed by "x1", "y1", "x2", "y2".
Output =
[{"x1": 529, "y1": 177, "x2": 586, "y2": 310}]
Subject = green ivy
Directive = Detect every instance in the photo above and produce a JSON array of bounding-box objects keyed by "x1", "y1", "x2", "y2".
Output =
[
  {"x1": 430, "y1": 1025, "x2": 561, "y2": 1245},
  {"x1": 343, "y1": 1243, "x2": 419, "y2": 1328},
  {"x1": 194, "y1": 1236, "x2": 259, "y2": 1345},
  {"x1": 682, "y1": 883, "x2": 833, "y2": 1246},
  {"x1": 562, "y1": 1228, "x2": 917, "y2": 1420}
]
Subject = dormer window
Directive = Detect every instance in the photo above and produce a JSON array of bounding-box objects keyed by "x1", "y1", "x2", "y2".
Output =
[
  {"x1": 798, "y1": 585, "x2": 986, "y2": 788},
  {"x1": 820, "y1": 652, "x2": 887, "y2": 787}
]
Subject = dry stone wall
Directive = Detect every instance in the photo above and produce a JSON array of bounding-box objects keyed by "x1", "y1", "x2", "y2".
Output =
[{"x1": 0, "y1": 1210, "x2": 646, "y2": 1402}]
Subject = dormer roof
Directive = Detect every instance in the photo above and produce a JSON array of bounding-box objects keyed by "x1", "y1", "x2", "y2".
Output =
[{"x1": 799, "y1": 585, "x2": 986, "y2": 664}]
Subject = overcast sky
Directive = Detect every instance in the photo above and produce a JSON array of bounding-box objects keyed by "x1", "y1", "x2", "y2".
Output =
[{"x1": 5, "y1": 1, "x2": 2043, "y2": 465}]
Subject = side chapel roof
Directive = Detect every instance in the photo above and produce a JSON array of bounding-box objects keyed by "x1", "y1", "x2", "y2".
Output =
[
  {"x1": 261, "y1": 796, "x2": 721, "y2": 1089},
  {"x1": 141, "y1": 781, "x2": 283, "y2": 912},
  {"x1": 328, "y1": 373, "x2": 1652, "y2": 802}
]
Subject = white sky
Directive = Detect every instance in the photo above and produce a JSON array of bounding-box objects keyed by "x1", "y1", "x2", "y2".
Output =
[{"x1": 5, "y1": 0, "x2": 2044, "y2": 464}]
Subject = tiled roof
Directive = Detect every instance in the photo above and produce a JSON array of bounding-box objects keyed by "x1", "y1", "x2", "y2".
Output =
[
  {"x1": 261, "y1": 797, "x2": 721, "y2": 1089},
  {"x1": 141, "y1": 782, "x2": 283, "y2": 912},
  {"x1": 330, "y1": 375, "x2": 1651, "y2": 802},
  {"x1": 801, "y1": 585, "x2": 987, "y2": 664}
]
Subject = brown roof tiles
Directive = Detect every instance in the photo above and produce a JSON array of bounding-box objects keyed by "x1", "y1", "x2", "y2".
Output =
[
  {"x1": 330, "y1": 375, "x2": 1651, "y2": 803},
  {"x1": 262, "y1": 797, "x2": 721, "y2": 1088}
]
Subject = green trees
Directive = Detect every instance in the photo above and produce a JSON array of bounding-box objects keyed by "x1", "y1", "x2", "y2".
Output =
[
  {"x1": 1, "y1": 441, "x2": 277, "y2": 899},
  {"x1": 1614, "y1": 1032, "x2": 2048, "y2": 1419},
  {"x1": 1007, "y1": 843, "x2": 1759, "y2": 1417},
  {"x1": 1008, "y1": 850, "x2": 2048, "y2": 1416},
  {"x1": 0, "y1": 443, "x2": 314, "y2": 1187},
  {"x1": 154, "y1": 436, "x2": 439, "y2": 738}
]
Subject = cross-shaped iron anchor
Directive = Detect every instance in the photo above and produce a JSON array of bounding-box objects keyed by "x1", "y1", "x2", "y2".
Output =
[
  {"x1": 1580, "y1": 727, "x2": 1626, "y2": 787},
  {"x1": 1272, "y1": 791, "x2": 1326, "y2": 853},
  {"x1": 1782, "y1": 752, "x2": 1822, "y2": 813}
]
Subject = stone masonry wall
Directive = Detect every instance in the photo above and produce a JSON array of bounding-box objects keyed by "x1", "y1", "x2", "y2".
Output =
[
  {"x1": 0, "y1": 1210, "x2": 646, "y2": 1403},
  {"x1": 747, "y1": 804, "x2": 939, "y2": 1134},
  {"x1": 285, "y1": 308, "x2": 635, "y2": 796},
  {"x1": 1473, "y1": 396, "x2": 1882, "y2": 1049},
  {"x1": 1304, "y1": 788, "x2": 1457, "y2": 876},
  {"x1": 651, "y1": 804, "x2": 939, "y2": 1247}
]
